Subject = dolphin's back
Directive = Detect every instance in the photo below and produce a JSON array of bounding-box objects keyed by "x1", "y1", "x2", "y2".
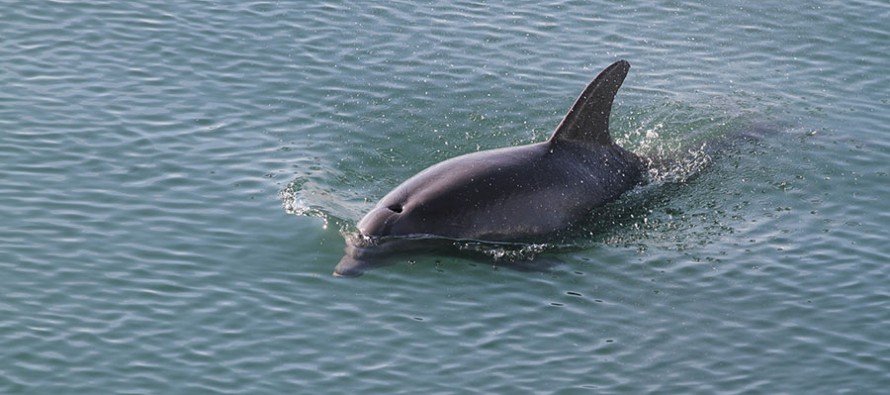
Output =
[{"x1": 364, "y1": 139, "x2": 643, "y2": 241}]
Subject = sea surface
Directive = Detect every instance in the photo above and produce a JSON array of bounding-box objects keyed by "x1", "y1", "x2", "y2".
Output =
[{"x1": 3, "y1": 1, "x2": 889, "y2": 394}]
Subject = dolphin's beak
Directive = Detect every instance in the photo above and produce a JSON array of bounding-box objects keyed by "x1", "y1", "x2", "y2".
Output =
[
  {"x1": 334, "y1": 232, "x2": 417, "y2": 277},
  {"x1": 333, "y1": 254, "x2": 373, "y2": 278}
]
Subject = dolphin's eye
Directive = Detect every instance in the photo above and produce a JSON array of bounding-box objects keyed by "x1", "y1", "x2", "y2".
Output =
[{"x1": 386, "y1": 204, "x2": 403, "y2": 213}]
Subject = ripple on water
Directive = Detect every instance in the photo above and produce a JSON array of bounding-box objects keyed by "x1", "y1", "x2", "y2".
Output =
[{"x1": 4, "y1": 1, "x2": 890, "y2": 394}]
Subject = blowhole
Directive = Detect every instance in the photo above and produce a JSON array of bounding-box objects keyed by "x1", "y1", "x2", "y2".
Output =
[{"x1": 387, "y1": 204, "x2": 403, "y2": 213}]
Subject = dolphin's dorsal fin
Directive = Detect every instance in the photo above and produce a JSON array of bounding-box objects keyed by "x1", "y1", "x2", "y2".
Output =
[{"x1": 549, "y1": 60, "x2": 630, "y2": 146}]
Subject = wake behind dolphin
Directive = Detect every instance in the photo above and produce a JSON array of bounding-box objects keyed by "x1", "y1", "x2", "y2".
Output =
[{"x1": 335, "y1": 60, "x2": 645, "y2": 277}]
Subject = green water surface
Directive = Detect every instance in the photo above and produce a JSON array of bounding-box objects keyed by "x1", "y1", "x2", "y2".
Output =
[{"x1": 2, "y1": 2, "x2": 888, "y2": 394}]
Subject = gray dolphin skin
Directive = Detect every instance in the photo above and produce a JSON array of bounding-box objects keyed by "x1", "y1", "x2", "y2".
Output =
[{"x1": 335, "y1": 60, "x2": 645, "y2": 277}]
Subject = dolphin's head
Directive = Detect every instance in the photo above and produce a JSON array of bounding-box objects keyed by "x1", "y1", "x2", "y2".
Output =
[
  {"x1": 356, "y1": 202, "x2": 407, "y2": 237},
  {"x1": 332, "y1": 198, "x2": 416, "y2": 277},
  {"x1": 354, "y1": 191, "x2": 446, "y2": 237}
]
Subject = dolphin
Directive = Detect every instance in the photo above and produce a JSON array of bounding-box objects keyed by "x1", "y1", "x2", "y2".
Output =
[{"x1": 335, "y1": 60, "x2": 645, "y2": 277}]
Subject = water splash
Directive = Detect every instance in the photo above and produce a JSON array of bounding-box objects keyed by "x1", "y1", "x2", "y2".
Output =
[
  {"x1": 280, "y1": 177, "x2": 332, "y2": 229},
  {"x1": 454, "y1": 240, "x2": 554, "y2": 262},
  {"x1": 643, "y1": 141, "x2": 713, "y2": 185}
]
